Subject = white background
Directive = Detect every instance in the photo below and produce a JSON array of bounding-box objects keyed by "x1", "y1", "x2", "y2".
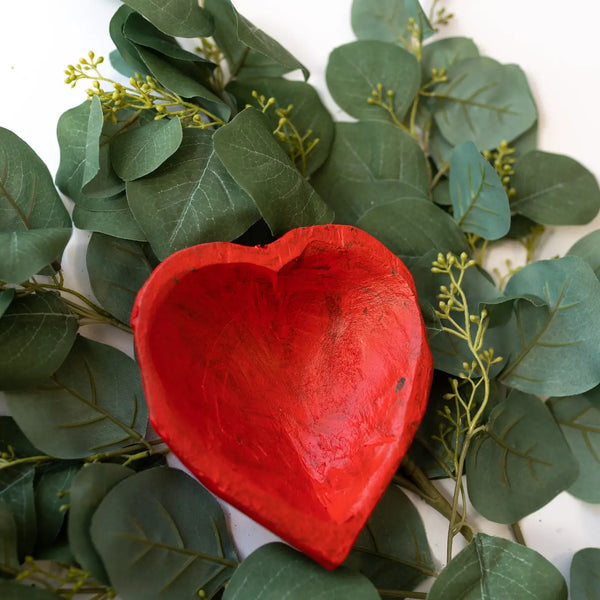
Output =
[{"x1": 1, "y1": 0, "x2": 600, "y2": 591}]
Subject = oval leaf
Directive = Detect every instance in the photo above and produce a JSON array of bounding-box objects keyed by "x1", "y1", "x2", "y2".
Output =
[
  {"x1": 428, "y1": 534, "x2": 567, "y2": 600},
  {"x1": 466, "y1": 390, "x2": 578, "y2": 523},
  {"x1": 548, "y1": 394, "x2": 600, "y2": 503},
  {"x1": 127, "y1": 128, "x2": 260, "y2": 260},
  {"x1": 224, "y1": 542, "x2": 379, "y2": 600},
  {"x1": 499, "y1": 256, "x2": 600, "y2": 396},
  {"x1": 6, "y1": 335, "x2": 148, "y2": 458},
  {"x1": 91, "y1": 467, "x2": 237, "y2": 600},
  {"x1": 68, "y1": 463, "x2": 134, "y2": 583},
  {"x1": 511, "y1": 151, "x2": 600, "y2": 225},
  {"x1": 567, "y1": 229, "x2": 600, "y2": 280},
  {"x1": 213, "y1": 108, "x2": 332, "y2": 236},
  {"x1": 431, "y1": 57, "x2": 537, "y2": 150},
  {"x1": 87, "y1": 233, "x2": 154, "y2": 324},
  {"x1": 449, "y1": 141, "x2": 510, "y2": 239},
  {"x1": 326, "y1": 41, "x2": 420, "y2": 123},
  {"x1": 421, "y1": 37, "x2": 479, "y2": 77},
  {"x1": 0, "y1": 292, "x2": 78, "y2": 390},
  {"x1": 570, "y1": 547, "x2": 600, "y2": 600}
]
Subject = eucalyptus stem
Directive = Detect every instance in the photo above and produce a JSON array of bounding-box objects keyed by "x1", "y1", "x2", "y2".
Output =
[{"x1": 510, "y1": 522, "x2": 527, "y2": 546}]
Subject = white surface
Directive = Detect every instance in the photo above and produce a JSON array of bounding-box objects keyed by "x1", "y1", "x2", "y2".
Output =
[{"x1": 1, "y1": 0, "x2": 600, "y2": 589}]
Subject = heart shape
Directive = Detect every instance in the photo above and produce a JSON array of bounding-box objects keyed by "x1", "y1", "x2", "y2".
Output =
[{"x1": 132, "y1": 225, "x2": 432, "y2": 568}]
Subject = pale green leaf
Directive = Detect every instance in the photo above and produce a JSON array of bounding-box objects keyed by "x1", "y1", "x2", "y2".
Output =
[
  {"x1": 567, "y1": 229, "x2": 600, "y2": 280},
  {"x1": 421, "y1": 37, "x2": 479, "y2": 77}
]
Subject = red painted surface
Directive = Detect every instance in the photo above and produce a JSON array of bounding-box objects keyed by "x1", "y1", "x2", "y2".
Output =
[{"x1": 132, "y1": 225, "x2": 433, "y2": 568}]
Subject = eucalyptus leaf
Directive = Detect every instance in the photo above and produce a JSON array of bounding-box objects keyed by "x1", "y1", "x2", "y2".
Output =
[
  {"x1": 0, "y1": 292, "x2": 78, "y2": 390},
  {"x1": 127, "y1": 128, "x2": 260, "y2": 260},
  {"x1": 570, "y1": 547, "x2": 600, "y2": 600},
  {"x1": 511, "y1": 151, "x2": 600, "y2": 225},
  {"x1": 91, "y1": 467, "x2": 238, "y2": 600},
  {"x1": 357, "y1": 197, "x2": 468, "y2": 257},
  {"x1": 567, "y1": 229, "x2": 600, "y2": 280},
  {"x1": 68, "y1": 463, "x2": 134, "y2": 583},
  {"x1": 421, "y1": 37, "x2": 479, "y2": 77},
  {"x1": 345, "y1": 485, "x2": 435, "y2": 590},
  {"x1": 0, "y1": 502, "x2": 19, "y2": 571},
  {"x1": 111, "y1": 118, "x2": 183, "y2": 181},
  {"x1": 213, "y1": 108, "x2": 332, "y2": 236},
  {"x1": 428, "y1": 534, "x2": 567, "y2": 600},
  {"x1": 431, "y1": 57, "x2": 537, "y2": 150},
  {"x1": 326, "y1": 41, "x2": 420, "y2": 123},
  {"x1": 87, "y1": 233, "x2": 154, "y2": 324},
  {"x1": 81, "y1": 95, "x2": 104, "y2": 189},
  {"x1": 0, "y1": 228, "x2": 72, "y2": 284},
  {"x1": 72, "y1": 195, "x2": 147, "y2": 241},
  {"x1": 109, "y1": 6, "x2": 150, "y2": 77},
  {"x1": 449, "y1": 141, "x2": 510, "y2": 240},
  {"x1": 499, "y1": 256, "x2": 600, "y2": 396},
  {"x1": 223, "y1": 542, "x2": 379, "y2": 600},
  {"x1": 466, "y1": 390, "x2": 578, "y2": 523},
  {"x1": 227, "y1": 77, "x2": 334, "y2": 177},
  {"x1": 351, "y1": 0, "x2": 433, "y2": 44},
  {"x1": 6, "y1": 336, "x2": 148, "y2": 458},
  {"x1": 0, "y1": 582, "x2": 63, "y2": 600},
  {"x1": 34, "y1": 462, "x2": 79, "y2": 550},
  {"x1": 0, "y1": 289, "x2": 14, "y2": 318},
  {"x1": 0, "y1": 465, "x2": 36, "y2": 558},
  {"x1": 311, "y1": 120, "x2": 429, "y2": 222},
  {"x1": 120, "y1": 0, "x2": 214, "y2": 38},
  {"x1": 548, "y1": 394, "x2": 600, "y2": 503},
  {"x1": 0, "y1": 417, "x2": 42, "y2": 458}
]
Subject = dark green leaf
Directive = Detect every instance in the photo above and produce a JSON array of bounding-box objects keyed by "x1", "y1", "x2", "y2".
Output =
[
  {"x1": 548, "y1": 394, "x2": 600, "y2": 503},
  {"x1": 213, "y1": 108, "x2": 332, "y2": 236},
  {"x1": 351, "y1": 0, "x2": 433, "y2": 44},
  {"x1": 91, "y1": 467, "x2": 237, "y2": 600},
  {"x1": 357, "y1": 197, "x2": 468, "y2": 257},
  {"x1": 0, "y1": 289, "x2": 14, "y2": 318},
  {"x1": 87, "y1": 233, "x2": 154, "y2": 324},
  {"x1": 570, "y1": 547, "x2": 600, "y2": 600},
  {"x1": 345, "y1": 485, "x2": 435, "y2": 590},
  {"x1": 432, "y1": 58, "x2": 537, "y2": 150},
  {"x1": 326, "y1": 41, "x2": 420, "y2": 122},
  {"x1": 227, "y1": 77, "x2": 334, "y2": 177},
  {"x1": 34, "y1": 462, "x2": 79, "y2": 550},
  {"x1": 127, "y1": 128, "x2": 260, "y2": 260},
  {"x1": 224, "y1": 542, "x2": 378, "y2": 600},
  {"x1": 110, "y1": 118, "x2": 183, "y2": 181},
  {"x1": 421, "y1": 37, "x2": 479, "y2": 77},
  {"x1": 432, "y1": 178, "x2": 451, "y2": 205},
  {"x1": 466, "y1": 391, "x2": 578, "y2": 523},
  {"x1": 449, "y1": 141, "x2": 510, "y2": 240},
  {"x1": 0, "y1": 417, "x2": 42, "y2": 458},
  {"x1": 81, "y1": 95, "x2": 105, "y2": 189},
  {"x1": 109, "y1": 6, "x2": 150, "y2": 77},
  {"x1": 511, "y1": 151, "x2": 600, "y2": 225},
  {"x1": 72, "y1": 195, "x2": 147, "y2": 241},
  {"x1": 311, "y1": 120, "x2": 429, "y2": 223},
  {"x1": 0, "y1": 229, "x2": 72, "y2": 284},
  {"x1": 0, "y1": 502, "x2": 19, "y2": 571},
  {"x1": 428, "y1": 534, "x2": 567, "y2": 600},
  {"x1": 120, "y1": 0, "x2": 214, "y2": 37},
  {"x1": 6, "y1": 336, "x2": 148, "y2": 459},
  {"x1": 0, "y1": 465, "x2": 36, "y2": 558},
  {"x1": 0, "y1": 292, "x2": 78, "y2": 391},
  {"x1": 499, "y1": 256, "x2": 600, "y2": 396},
  {"x1": 568, "y1": 229, "x2": 600, "y2": 280},
  {"x1": 68, "y1": 463, "x2": 134, "y2": 583},
  {"x1": 0, "y1": 582, "x2": 63, "y2": 600}
]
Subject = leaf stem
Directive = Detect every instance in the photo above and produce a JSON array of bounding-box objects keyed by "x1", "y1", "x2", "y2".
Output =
[{"x1": 510, "y1": 521, "x2": 527, "y2": 546}]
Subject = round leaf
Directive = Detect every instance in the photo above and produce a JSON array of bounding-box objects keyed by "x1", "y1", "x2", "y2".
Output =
[
  {"x1": 326, "y1": 41, "x2": 420, "y2": 122},
  {"x1": 90, "y1": 467, "x2": 237, "y2": 600},
  {"x1": 568, "y1": 229, "x2": 600, "y2": 280},
  {"x1": 223, "y1": 542, "x2": 379, "y2": 600},
  {"x1": 466, "y1": 390, "x2": 578, "y2": 523},
  {"x1": 6, "y1": 336, "x2": 148, "y2": 458},
  {"x1": 421, "y1": 37, "x2": 479, "y2": 77},
  {"x1": 570, "y1": 548, "x2": 600, "y2": 600},
  {"x1": 431, "y1": 57, "x2": 537, "y2": 150},
  {"x1": 511, "y1": 151, "x2": 600, "y2": 225},
  {"x1": 0, "y1": 292, "x2": 78, "y2": 390},
  {"x1": 428, "y1": 534, "x2": 567, "y2": 600}
]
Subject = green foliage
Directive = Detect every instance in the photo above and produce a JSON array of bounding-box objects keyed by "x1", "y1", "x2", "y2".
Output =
[
  {"x1": 466, "y1": 391, "x2": 578, "y2": 523},
  {"x1": 421, "y1": 37, "x2": 479, "y2": 77},
  {"x1": 5, "y1": 336, "x2": 148, "y2": 458},
  {"x1": 0, "y1": 502, "x2": 19, "y2": 571},
  {"x1": 90, "y1": 467, "x2": 238, "y2": 600},
  {"x1": 0, "y1": 582, "x2": 63, "y2": 600},
  {"x1": 0, "y1": 292, "x2": 78, "y2": 390},
  {"x1": 428, "y1": 534, "x2": 568, "y2": 600},
  {"x1": 570, "y1": 548, "x2": 600, "y2": 600},
  {"x1": 223, "y1": 543, "x2": 379, "y2": 600},
  {"x1": 567, "y1": 229, "x2": 600, "y2": 279}
]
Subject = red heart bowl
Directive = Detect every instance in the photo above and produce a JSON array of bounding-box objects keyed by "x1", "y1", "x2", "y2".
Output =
[{"x1": 132, "y1": 225, "x2": 433, "y2": 568}]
